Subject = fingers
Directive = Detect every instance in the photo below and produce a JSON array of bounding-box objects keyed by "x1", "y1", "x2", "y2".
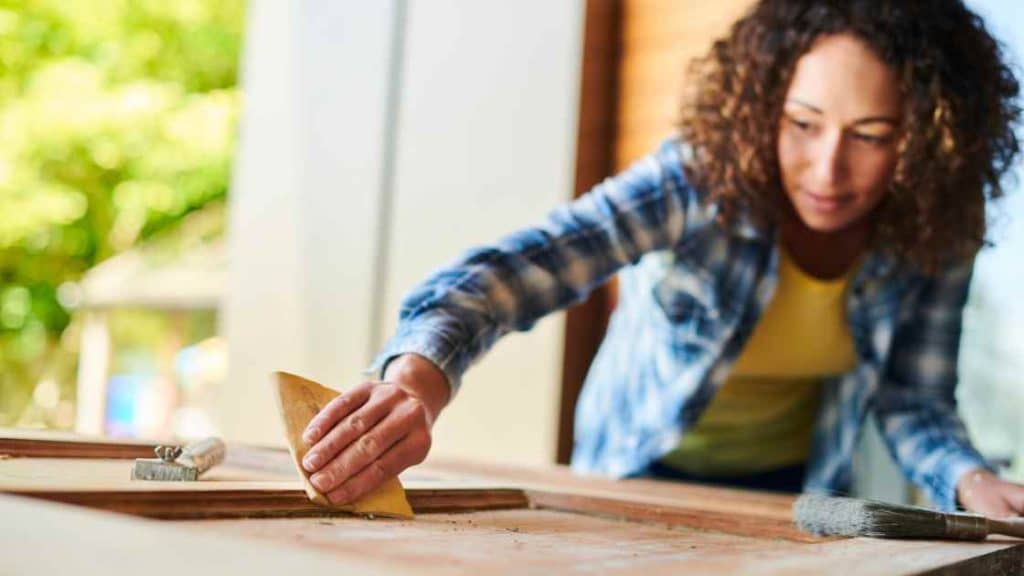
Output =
[
  {"x1": 989, "y1": 501, "x2": 1017, "y2": 518},
  {"x1": 303, "y1": 381, "x2": 375, "y2": 445},
  {"x1": 965, "y1": 479, "x2": 1024, "y2": 518},
  {"x1": 309, "y1": 396, "x2": 429, "y2": 494},
  {"x1": 965, "y1": 497, "x2": 1013, "y2": 518},
  {"x1": 302, "y1": 384, "x2": 393, "y2": 473},
  {"x1": 325, "y1": 428, "x2": 432, "y2": 505},
  {"x1": 309, "y1": 403, "x2": 408, "y2": 493}
]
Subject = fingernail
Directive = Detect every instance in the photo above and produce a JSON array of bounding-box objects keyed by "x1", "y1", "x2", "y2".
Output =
[
  {"x1": 303, "y1": 427, "x2": 319, "y2": 444},
  {"x1": 311, "y1": 472, "x2": 331, "y2": 492},
  {"x1": 303, "y1": 453, "x2": 319, "y2": 471}
]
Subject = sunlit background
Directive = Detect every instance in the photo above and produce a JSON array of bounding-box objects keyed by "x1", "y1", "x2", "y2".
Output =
[
  {"x1": 957, "y1": 0, "x2": 1024, "y2": 482},
  {"x1": 0, "y1": 0, "x2": 242, "y2": 438}
]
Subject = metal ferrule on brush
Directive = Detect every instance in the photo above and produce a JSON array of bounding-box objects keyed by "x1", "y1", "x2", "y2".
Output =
[{"x1": 944, "y1": 513, "x2": 988, "y2": 540}]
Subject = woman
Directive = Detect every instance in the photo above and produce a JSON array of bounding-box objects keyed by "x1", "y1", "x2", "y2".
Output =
[{"x1": 300, "y1": 0, "x2": 1024, "y2": 516}]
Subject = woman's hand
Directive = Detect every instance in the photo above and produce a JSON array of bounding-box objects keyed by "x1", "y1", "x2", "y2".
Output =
[
  {"x1": 956, "y1": 468, "x2": 1024, "y2": 517},
  {"x1": 299, "y1": 354, "x2": 450, "y2": 505}
]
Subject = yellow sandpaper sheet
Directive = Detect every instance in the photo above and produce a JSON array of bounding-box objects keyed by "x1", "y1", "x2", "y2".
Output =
[{"x1": 273, "y1": 371, "x2": 413, "y2": 519}]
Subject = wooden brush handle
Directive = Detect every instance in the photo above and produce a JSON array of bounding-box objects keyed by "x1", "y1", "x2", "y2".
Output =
[{"x1": 988, "y1": 518, "x2": 1024, "y2": 539}]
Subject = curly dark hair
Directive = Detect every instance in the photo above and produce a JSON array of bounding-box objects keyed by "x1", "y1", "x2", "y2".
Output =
[{"x1": 679, "y1": 0, "x2": 1021, "y2": 273}]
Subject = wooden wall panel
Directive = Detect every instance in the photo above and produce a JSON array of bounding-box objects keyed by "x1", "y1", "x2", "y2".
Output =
[
  {"x1": 558, "y1": 0, "x2": 754, "y2": 464},
  {"x1": 615, "y1": 0, "x2": 753, "y2": 167},
  {"x1": 558, "y1": 1, "x2": 622, "y2": 464}
]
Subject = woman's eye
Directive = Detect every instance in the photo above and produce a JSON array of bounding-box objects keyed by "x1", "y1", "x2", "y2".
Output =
[
  {"x1": 853, "y1": 132, "x2": 890, "y2": 145},
  {"x1": 788, "y1": 118, "x2": 812, "y2": 131}
]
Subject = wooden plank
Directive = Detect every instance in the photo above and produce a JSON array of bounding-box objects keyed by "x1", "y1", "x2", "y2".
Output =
[
  {"x1": 0, "y1": 434, "x2": 813, "y2": 541},
  {"x1": 0, "y1": 429, "x2": 303, "y2": 480},
  {"x1": 0, "y1": 458, "x2": 528, "y2": 519},
  {"x1": 2, "y1": 448, "x2": 1022, "y2": 573},
  {"x1": 0, "y1": 457, "x2": 298, "y2": 487},
  {"x1": 0, "y1": 456, "x2": 808, "y2": 539},
  {"x1": 176, "y1": 510, "x2": 1024, "y2": 576},
  {"x1": 0, "y1": 454, "x2": 808, "y2": 540},
  {"x1": 0, "y1": 428, "x2": 158, "y2": 459},
  {"x1": 5, "y1": 493, "x2": 1020, "y2": 576},
  {"x1": 0, "y1": 453, "x2": 810, "y2": 541},
  {"x1": 9, "y1": 487, "x2": 529, "y2": 520},
  {"x1": 5, "y1": 438, "x2": 1022, "y2": 575}
]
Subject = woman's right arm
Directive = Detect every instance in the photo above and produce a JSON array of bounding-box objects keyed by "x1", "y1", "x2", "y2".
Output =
[
  {"x1": 373, "y1": 137, "x2": 702, "y2": 394},
  {"x1": 300, "y1": 138, "x2": 703, "y2": 504}
]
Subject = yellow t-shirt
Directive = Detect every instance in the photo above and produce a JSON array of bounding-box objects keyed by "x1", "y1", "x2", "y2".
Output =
[{"x1": 659, "y1": 247, "x2": 858, "y2": 477}]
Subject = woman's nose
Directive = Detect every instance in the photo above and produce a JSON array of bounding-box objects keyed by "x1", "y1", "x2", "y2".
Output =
[{"x1": 810, "y1": 132, "x2": 846, "y2": 188}]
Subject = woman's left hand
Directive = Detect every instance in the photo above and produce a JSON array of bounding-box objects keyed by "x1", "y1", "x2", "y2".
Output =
[{"x1": 956, "y1": 468, "x2": 1024, "y2": 517}]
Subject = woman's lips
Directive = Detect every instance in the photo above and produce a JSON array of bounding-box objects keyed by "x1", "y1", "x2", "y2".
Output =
[{"x1": 801, "y1": 190, "x2": 852, "y2": 213}]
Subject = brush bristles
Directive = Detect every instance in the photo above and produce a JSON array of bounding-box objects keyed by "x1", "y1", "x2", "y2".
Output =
[{"x1": 794, "y1": 494, "x2": 948, "y2": 539}]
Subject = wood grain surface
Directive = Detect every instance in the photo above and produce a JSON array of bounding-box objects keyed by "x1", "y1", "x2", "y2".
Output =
[
  {"x1": 4, "y1": 431, "x2": 1023, "y2": 575},
  {"x1": 158, "y1": 509, "x2": 1024, "y2": 575}
]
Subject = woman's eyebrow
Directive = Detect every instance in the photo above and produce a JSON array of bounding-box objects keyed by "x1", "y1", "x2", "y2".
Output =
[
  {"x1": 784, "y1": 99, "x2": 823, "y2": 114},
  {"x1": 785, "y1": 99, "x2": 899, "y2": 126}
]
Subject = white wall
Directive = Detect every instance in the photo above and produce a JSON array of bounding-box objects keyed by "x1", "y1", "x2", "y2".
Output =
[
  {"x1": 385, "y1": 1, "x2": 584, "y2": 466},
  {"x1": 221, "y1": 0, "x2": 404, "y2": 445},
  {"x1": 220, "y1": 0, "x2": 310, "y2": 445},
  {"x1": 222, "y1": 0, "x2": 585, "y2": 465}
]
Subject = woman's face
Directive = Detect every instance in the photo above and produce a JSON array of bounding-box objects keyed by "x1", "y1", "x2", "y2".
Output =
[{"x1": 777, "y1": 34, "x2": 903, "y2": 234}]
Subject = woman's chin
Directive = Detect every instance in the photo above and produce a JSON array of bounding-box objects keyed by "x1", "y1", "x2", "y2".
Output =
[{"x1": 793, "y1": 209, "x2": 863, "y2": 235}]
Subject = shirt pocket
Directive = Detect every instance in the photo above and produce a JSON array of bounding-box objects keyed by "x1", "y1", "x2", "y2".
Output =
[{"x1": 651, "y1": 259, "x2": 722, "y2": 350}]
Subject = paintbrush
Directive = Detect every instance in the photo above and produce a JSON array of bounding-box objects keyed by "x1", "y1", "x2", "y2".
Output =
[{"x1": 793, "y1": 494, "x2": 1024, "y2": 540}]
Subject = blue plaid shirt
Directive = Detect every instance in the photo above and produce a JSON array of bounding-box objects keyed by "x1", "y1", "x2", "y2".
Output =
[{"x1": 371, "y1": 138, "x2": 992, "y2": 510}]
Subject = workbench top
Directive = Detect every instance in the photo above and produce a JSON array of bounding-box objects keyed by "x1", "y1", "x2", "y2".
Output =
[{"x1": 1, "y1": 432, "x2": 1021, "y2": 575}]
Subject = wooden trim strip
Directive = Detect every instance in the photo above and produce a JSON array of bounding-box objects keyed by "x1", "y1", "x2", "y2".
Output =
[
  {"x1": 0, "y1": 437, "x2": 157, "y2": 459},
  {"x1": 7, "y1": 487, "x2": 530, "y2": 520},
  {"x1": 0, "y1": 431, "x2": 297, "y2": 477},
  {"x1": 558, "y1": 0, "x2": 622, "y2": 465}
]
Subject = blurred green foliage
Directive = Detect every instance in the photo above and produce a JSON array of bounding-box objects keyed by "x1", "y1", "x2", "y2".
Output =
[{"x1": 0, "y1": 0, "x2": 245, "y2": 426}]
